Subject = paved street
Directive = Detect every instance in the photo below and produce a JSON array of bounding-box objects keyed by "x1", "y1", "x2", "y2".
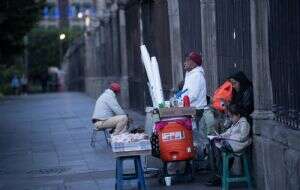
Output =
[{"x1": 0, "y1": 92, "x2": 222, "y2": 190}]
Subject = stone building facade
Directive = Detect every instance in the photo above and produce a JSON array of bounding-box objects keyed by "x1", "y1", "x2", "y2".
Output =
[
  {"x1": 40, "y1": 0, "x2": 95, "y2": 28},
  {"x1": 62, "y1": 0, "x2": 300, "y2": 189}
]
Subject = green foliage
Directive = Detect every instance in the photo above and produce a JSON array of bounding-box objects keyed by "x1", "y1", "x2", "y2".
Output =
[
  {"x1": 0, "y1": 25, "x2": 83, "y2": 95},
  {"x1": 0, "y1": 0, "x2": 45, "y2": 65},
  {"x1": 27, "y1": 27, "x2": 83, "y2": 80}
]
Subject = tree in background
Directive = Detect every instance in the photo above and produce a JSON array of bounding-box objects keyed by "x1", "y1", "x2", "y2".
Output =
[
  {"x1": 27, "y1": 27, "x2": 83, "y2": 88},
  {"x1": 0, "y1": 0, "x2": 45, "y2": 65}
]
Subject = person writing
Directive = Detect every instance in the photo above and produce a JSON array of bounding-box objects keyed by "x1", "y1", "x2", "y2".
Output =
[{"x1": 207, "y1": 104, "x2": 252, "y2": 186}]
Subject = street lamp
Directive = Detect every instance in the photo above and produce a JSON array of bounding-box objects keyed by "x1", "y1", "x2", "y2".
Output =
[
  {"x1": 59, "y1": 33, "x2": 66, "y2": 66},
  {"x1": 77, "y1": 12, "x2": 83, "y2": 19},
  {"x1": 59, "y1": 33, "x2": 66, "y2": 40}
]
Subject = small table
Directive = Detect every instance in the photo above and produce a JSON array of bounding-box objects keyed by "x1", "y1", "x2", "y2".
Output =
[{"x1": 114, "y1": 150, "x2": 151, "y2": 190}]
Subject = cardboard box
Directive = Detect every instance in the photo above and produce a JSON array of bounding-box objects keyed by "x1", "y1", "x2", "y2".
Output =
[
  {"x1": 158, "y1": 107, "x2": 196, "y2": 118},
  {"x1": 111, "y1": 139, "x2": 152, "y2": 153}
]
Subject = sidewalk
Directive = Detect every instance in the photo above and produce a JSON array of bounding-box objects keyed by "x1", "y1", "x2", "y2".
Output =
[{"x1": 0, "y1": 92, "x2": 223, "y2": 190}]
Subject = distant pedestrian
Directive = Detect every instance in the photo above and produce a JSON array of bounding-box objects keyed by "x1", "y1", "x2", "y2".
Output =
[
  {"x1": 20, "y1": 74, "x2": 28, "y2": 94},
  {"x1": 41, "y1": 72, "x2": 48, "y2": 92},
  {"x1": 11, "y1": 75, "x2": 20, "y2": 95}
]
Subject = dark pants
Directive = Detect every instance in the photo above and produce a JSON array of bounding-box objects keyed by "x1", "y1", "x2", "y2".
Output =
[
  {"x1": 22, "y1": 85, "x2": 27, "y2": 93},
  {"x1": 194, "y1": 109, "x2": 205, "y2": 160},
  {"x1": 195, "y1": 109, "x2": 204, "y2": 124}
]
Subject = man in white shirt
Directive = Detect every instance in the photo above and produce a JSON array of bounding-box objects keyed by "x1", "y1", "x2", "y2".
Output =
[
  {"x1": 183, "y1": 52, "x2": 210, "y2": 169},
  {"x1": 92, "y1": 82, "x2": 128, "y2": 135},
  {"x1": 182, "y1": 51, "x2": 207, "y2": 109},
  {"x1": 168, "y1": 52, "x2": 209, "y2": 175}
]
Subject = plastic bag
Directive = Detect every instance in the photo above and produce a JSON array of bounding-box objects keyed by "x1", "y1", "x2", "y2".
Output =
[{"x1": 212, "y1": 81, "x2": 233, "y2": 112}]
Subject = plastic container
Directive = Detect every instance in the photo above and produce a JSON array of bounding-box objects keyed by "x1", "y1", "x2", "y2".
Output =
[
  {"x1": 183, "y1": 95, "x2": 190, "y2": 107},
  {"x1": 157, "y1": 119, "x2": 194, "y2": 161}
]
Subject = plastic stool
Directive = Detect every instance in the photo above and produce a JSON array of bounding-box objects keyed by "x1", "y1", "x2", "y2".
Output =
[
  {"x1": 222, "y1": 151, "x2": 252, "y2": 190},
  {"x1": 115, "y1": 155, "x2": 146, "y2": 190},
  {"x1": 90, "y1": 128, "x2": 110, "y2": 148}
]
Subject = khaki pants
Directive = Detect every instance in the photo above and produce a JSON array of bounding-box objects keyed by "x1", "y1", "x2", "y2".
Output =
[{"x1": 94, "y1": 115, "x2": 128, "y2": 135}]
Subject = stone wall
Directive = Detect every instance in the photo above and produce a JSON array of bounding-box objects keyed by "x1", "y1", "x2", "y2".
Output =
[{"x1": 253, "y1": 120, "x2": 300, "y2": 190}]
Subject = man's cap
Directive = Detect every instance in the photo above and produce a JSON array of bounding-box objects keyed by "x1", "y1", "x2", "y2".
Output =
[
  {"x1": 110, "y1": 82, "x2": 121, "y2": 94},
  {"x1": 188, "y1": 51, "x2": 202, "y2": 66}
]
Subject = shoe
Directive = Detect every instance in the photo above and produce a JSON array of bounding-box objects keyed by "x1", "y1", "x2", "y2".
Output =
[{"x1": 205, "y1": 175, "x2": 221, "y2": 186}]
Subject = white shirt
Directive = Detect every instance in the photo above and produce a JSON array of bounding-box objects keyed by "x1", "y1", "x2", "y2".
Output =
[
  {"x1": 182, "y1": 66, "x2": 207, "y2": 109},
  {"x1": 92, "y1": 89, "x2": 126, "y2": 120},
  {"x1": 220, "y1": 117, "x2": 252, "y2": 152}
]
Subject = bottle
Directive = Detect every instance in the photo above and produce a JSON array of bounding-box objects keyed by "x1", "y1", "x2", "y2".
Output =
[{"x1": 183, "y1": 95, "x2": 190, "y2": 107}]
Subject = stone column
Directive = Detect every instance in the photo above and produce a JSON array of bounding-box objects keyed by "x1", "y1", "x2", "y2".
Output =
[
  {"x1": 82, "y1": 0, "x2": 104, "y2": 98},
  {"x1": 118, "y1": 5, "x2": 128, "y2": 77},
  {"x1": 111, "y1": 3, "x2": 121, "y2": 75},
  {"x1": 84, "y1": 30, "x2": 95, "y2": 78},
  {"x1": 84, "y1": 29, "x2": 98, "y2": 98},
  {"x1": 167, "y1": 0, "x2": 183, "y2": 89},
  {"x1": 118, "y1": 1, "x2": 130, "y2": 108},
  {"x1": 252, "y1": 2, "x2": 300, "y2": 189},
  {"x1": 250, "y1": 0, "x2": 274, "y2": 189},
  {"x1": 200, "y1": 0, "x2": 218, "y2": 95},
  {"x1": 251, "y1": 0, "x2": 274, "y2": 128},
  {"x1": 96, "y1": 0, "x2": 106, "y2": 18},
  {"x1": 96, "y1": 0, "x2": 108, "y2": 77}
]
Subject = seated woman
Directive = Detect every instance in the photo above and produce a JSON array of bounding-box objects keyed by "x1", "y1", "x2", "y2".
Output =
[
  {"x1": 206, "y1": 104, "x2": 252, "y2": 186},
  {"x1": 212, "y1": 71, "x2": 254, "y2": 134},
  {"x1": 228, "y1": 71, "x2": 254, "y2": 123}
]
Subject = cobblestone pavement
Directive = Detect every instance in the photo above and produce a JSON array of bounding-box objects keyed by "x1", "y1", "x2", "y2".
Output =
[{"x1": 0, "y1": 92, "x2": 226, "y2": 190}]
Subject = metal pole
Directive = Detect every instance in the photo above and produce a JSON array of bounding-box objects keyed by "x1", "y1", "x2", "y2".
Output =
[
  {"x1": 60, "y1": 40, "x2": 62, "y2": 65},
  {"x1": 24, "y1": 36, "x2": 29, "y2": 76}
]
